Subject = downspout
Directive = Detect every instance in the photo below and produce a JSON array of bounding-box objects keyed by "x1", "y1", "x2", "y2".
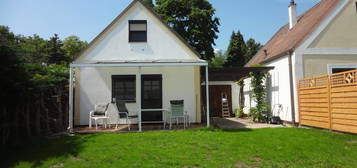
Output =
[
  {"x1": 288, "y1": 50, "x2": 296, "y2": 125},
  {"x1": 68, "y1": 67, "x2": 74, "y2": 133}
]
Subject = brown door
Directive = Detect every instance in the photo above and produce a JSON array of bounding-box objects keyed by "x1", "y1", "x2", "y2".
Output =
[{"x1": 209, "y1": 85, "x2": 232, "y2": 117}]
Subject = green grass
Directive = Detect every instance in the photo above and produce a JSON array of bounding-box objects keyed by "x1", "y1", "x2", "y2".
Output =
[{"x1": 2, "y1": 127, "x2": 357, "y2": 168}]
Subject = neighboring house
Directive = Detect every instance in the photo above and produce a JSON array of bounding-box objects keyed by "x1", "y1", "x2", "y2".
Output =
[
  {"x1": 67, "y1": 0, "x2": 210, "y2": 131},
  {"x1": 244, "y1": 0, "x2": 357, "y2": 123}
]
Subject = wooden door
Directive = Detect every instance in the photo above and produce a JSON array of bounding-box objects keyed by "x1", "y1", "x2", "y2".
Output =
[{"x1": 209, "y1": 85, "x2": 232, "y2": 117}]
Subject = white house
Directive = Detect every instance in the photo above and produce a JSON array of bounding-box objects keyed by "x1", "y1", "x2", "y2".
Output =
[
  {"x1": 244, "y1": 0, "x2": 357, "y2": 124},
  {"x1": 68, "y1": 0, "x2": 210, "y2": 132}
]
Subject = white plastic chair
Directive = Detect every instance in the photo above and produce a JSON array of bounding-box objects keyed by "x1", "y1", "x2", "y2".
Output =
[{"x1": 89, "y1": 103, "x2": 110, "y2": 129}]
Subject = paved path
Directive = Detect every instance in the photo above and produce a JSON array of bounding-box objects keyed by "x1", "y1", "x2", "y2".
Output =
[{"x1": 212, "y1": 117, "x2": 283, "y2": 129}]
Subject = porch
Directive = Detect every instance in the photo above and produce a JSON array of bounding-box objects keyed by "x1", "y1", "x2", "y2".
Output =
[
  {"x1": 73, "y1": 123, "x2": 205, "y2": 134},
  {"x1": 68, "y1": 61, "x2": 211, "y2": 132}
]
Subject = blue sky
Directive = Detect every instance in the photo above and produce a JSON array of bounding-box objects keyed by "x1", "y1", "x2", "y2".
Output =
[{"x1": 0, "y1": 0, "x2": 319, "y2": 51}]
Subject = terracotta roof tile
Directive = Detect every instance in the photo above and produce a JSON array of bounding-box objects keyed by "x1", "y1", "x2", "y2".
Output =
[{"x1": 245, "y1": 0, "x2": 341, "y2": 67}]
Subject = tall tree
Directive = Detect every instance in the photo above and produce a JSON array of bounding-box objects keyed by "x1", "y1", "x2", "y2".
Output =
[
  {"x1": 47, "y1": 34, "x2": 66, "y2": 64},
  {"x1": 224, "y1": 31, "x2": 247, "y2": 67},
  {"x1": 62, "y1": 35, "x2": 87, "y2": 62},
  {"x1": 155, "y1": 0, "x2": 220, "y2": 60},
  {"x1": 245, "y1": 38, "x2": 262, "y2": 63},
  {"x1": 142, "y1": 0, "x2": 154, "y2": 7},
  {"x1": 18, "y1": 34, "x2": 49, "y2": 64},
  {"x1": 0, "y1": 26, "x2": 23, "y2": 103}
]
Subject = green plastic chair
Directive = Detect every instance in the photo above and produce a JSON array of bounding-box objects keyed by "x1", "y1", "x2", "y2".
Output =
[{"x1": 166, "y1": 100, "x2": 188, "y2": 129}]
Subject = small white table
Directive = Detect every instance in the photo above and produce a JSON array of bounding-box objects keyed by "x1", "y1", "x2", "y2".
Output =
[{"x1": 141, "y1": 108, "x2": 190, "y2": 129}]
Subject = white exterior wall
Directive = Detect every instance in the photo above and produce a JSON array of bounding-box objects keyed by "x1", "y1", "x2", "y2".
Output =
[
  {"x1": 265, "y1": 56, "x2": 294, "y2": 121},
  {"x1": 243, "y1": 55, "x2": 295, "y2": 122},
  {"x1": 242, "y1": 78, "x2": 254, "y2": 114},
  {"x1": 208, "y1": 81, "x2": 240, "y2": 111},
  {"x1": 76, "y1": 66, "x2": 198, "y2": 125},
  {"x1": 76, "y1": 2, "x2": 200, "y2": 63}
]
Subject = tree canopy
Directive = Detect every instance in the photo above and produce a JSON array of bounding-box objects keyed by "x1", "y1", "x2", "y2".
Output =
[
  {"x1": 142, "y1": 0, "x2": 154, "y2": 7},
  {"x1": 245, "y1": 38, "x2": 262, "y2": 63},
  {"x1": 154, "y1": 0, "x2": 220, "y2": 61},
  {"x1": 224, "y1": 31, "x2": 247, "y2": 67},
  {"x1": 0, "y1": 25, "x2": 87, "y2": 150},
  {"x1": 62, "y1": 35, "x2": 88, "y2": 62},
  {"x1": 209, "y1": 50, "x2": 225, "y2": 68},
  {"x1": 224, "y1": 31, "x2": 262, "y2": 67}
]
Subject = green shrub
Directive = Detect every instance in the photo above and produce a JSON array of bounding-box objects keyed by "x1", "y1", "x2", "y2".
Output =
[
  {"x1": 249, "y1": 68, "x2": 272, "y2": 123},
  {"x1": 235, "y1": 108, "x2": 244, "y2": 118},
  {"x1": 250, "y1": 104, "x2": 272, "y2": 123},
  {"x1": 249, "y1": 107, "x2": 258, "y2": 121}
]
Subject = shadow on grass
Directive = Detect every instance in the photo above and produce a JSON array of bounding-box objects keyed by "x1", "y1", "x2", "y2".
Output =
[
  {"x1": 212, "y1": 117, "x2": 251, "y2": 129},
  {"x1": 0, "y1": 134, "x2": 98, "y2": 168},
  {"x1": 200, "y1": 125, "x2": 254, "y2": 132},
  {"x1": 220, "y1": 128, "x2": 253, "y2": 132}
]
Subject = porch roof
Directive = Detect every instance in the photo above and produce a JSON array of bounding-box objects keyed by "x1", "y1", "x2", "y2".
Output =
[
  {"x1": 207, "y1": 67, "x2": 275, "y2": 81},
  {"x1": 70, "y1": 59, "x2": 207, "y2": 67}
]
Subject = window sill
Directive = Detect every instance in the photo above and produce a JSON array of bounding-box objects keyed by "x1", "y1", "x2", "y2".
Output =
[{"x1": 129, "y1": 41, "x2": 147, "y2": 43}]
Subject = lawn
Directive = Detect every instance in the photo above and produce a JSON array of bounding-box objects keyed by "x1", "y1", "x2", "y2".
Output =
[{"x1": 2, "y1": 127, "x2": 357, "y2": 168}]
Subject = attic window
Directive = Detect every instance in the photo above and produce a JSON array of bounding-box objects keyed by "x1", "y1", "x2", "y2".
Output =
[{"x1": 129, "y1": 20, "x2": 147, "y2": 42}]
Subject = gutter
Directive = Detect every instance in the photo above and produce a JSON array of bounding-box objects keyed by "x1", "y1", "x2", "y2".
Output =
[{"x1": 288, "y1": 50, "x2": 296, "y2": 125}]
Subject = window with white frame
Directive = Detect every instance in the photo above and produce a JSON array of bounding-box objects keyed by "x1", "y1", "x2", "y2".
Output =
[{"x1": 327, "y1": 64, "x2": 357, "y2": 74}]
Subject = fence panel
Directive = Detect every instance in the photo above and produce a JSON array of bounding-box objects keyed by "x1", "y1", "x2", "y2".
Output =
[
  {"x1": 298, "y1": 70, "x2": 357, "y2": 134},
  {"x1": 330, "y1": 71, "x2": 357, "y2": 134},
  {"x1": 298, "y1": 75, "x2": 330, "y2": 129}
]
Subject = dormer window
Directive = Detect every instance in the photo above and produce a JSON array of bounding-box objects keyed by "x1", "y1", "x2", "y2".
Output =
[{"x1": 129, "y1": 20, "x2": 147, "y2": 42}]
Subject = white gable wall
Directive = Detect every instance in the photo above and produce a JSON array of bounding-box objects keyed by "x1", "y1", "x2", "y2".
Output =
[
  {"x1": 76, "y1": 2, "x2": 200, "y2": 63},
  {"x1": 72, "y1": 1, "x2": 205, "y2": 126}
]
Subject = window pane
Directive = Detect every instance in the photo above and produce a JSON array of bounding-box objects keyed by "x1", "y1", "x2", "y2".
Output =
[
  {"x1": 117, "y1": 82, "x2": 124, "y2": 89},
  {"x1": 152, "y1": 81, "x2": 159, "y2": 86},
  {"x1": 332, "y1": 68, "x2": 356, "y2": 74},
  {"x1": 130, "y1": 31, "x2": 147, "y2": 42},
  {"x1": 125, "y1": 81, "x2": 134, "y2": 88},
  {"x1": 112, "y1": 75, "x2": 136, "y2": 101},
  {"x1": 130, "y1": 24, "x2": 146, "y2": 31}
]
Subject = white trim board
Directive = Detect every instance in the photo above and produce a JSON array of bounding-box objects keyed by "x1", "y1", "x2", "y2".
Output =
[
  {"x1": 70, "y1": 62, "x2": 208, "y2": 67},
  {"x1": 303, "y1": 48, "x2": 357, "y2": 55},
  {"x1": 327, "y1": 64, "x2": 357, "y2": 74}
]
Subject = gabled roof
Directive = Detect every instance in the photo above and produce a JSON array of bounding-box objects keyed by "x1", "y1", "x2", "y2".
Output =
[
  {"x1": 245, "y1": 0, "x2": 341, "y2": 67},
  {"x1": 73, "y1": 0, "x2": 203, "y2": 62}
]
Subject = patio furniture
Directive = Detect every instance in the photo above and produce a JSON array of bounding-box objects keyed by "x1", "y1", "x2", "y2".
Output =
[
  {"x1": 89, "y1": 103, "x2": 110, "y2": 129},
  {"x1": 115, "y1": 99, "x2": 138, "y2": 130},
  {"x1": 164, "y1": 100, "x2": 189, "y2": 129}
]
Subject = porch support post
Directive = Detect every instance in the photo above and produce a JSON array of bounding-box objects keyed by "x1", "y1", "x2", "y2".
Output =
[
  {"x1": 205, "y1": 65, "x2": 210, "y2": 127},
  {"x1": 137, "y1": 67, "x2": 142, "y2": 132},
  {"x1": 68, "y1": 67, "x2": 74, "y2": 133}
]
